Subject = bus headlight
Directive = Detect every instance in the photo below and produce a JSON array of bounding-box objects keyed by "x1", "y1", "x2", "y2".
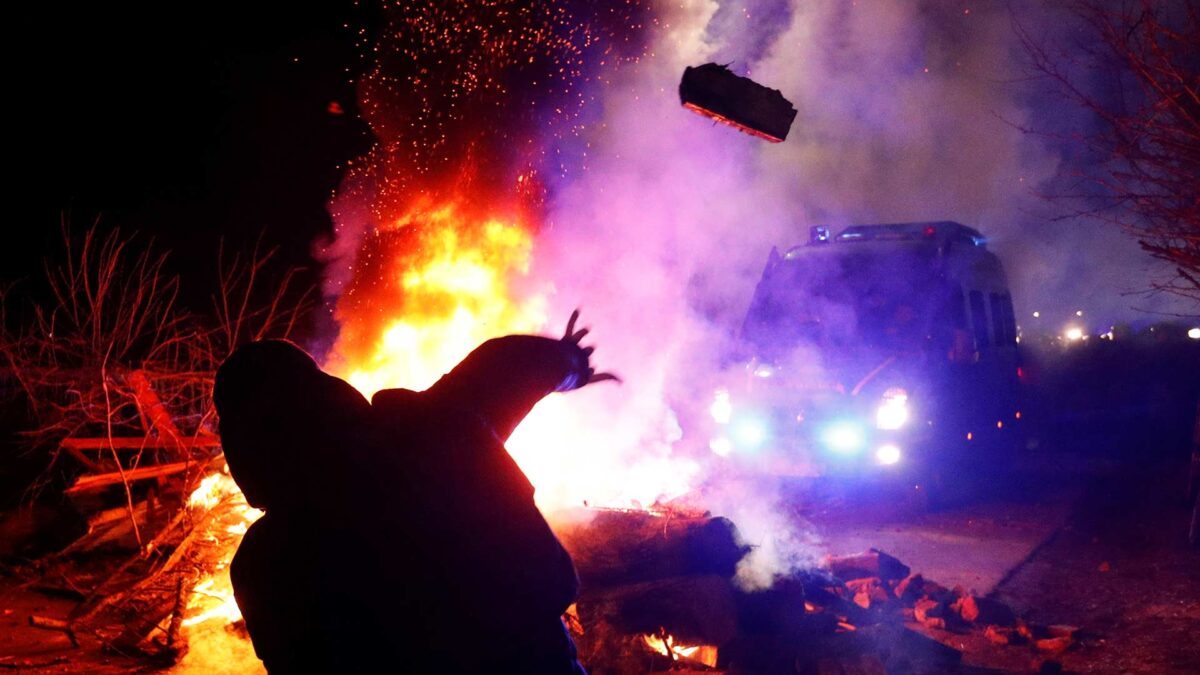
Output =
[
  {"x1": 876, "y1": 387, "x2": 909, "y2": 430},
  {"x1": 709, "y1": 437, "x2": 733, "y2": 457},
  {"x1": 821, "y1": 420, "x2": 867, "y2": 455},
  {"x1": 732, "y1": 416, "x2": 770, "y2": 450},
  {"x1": 710, "y1": 389, "x2": 732, "y2": 425},
  {"x1": 875, "y1": 443, "x2": 902, "y2": 465}
]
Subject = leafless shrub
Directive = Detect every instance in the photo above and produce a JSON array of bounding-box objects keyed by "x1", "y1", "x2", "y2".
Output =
[
  {"x1": 210, "y1": 234, "x2": 315, "y2": 360},
  {"x1": 1019, "y1": 0, "x2": 1200, "y2": 307},
  {"x1": 1, "y1": 223, "x2": 311, "y2": 504}
]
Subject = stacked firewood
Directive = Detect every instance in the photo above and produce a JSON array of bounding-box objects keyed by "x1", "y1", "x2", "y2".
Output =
[{"x1": 22, "y1": 459, "x2": 246, "y2": 663}]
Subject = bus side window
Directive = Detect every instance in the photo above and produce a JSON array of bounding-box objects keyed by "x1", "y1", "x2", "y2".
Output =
[
  {"x1": 969, "y1": 290, "x2": 991, "y2": 350},
  {"x1": 934, "y1": 286, "x2": 973, "y2": 364},
  {"x1": 1001, "y1": 293, "x2": 1017, "y2": 345},
  {"x1": 989, "y1": 292, "x2": 1007, "y2": 346}
]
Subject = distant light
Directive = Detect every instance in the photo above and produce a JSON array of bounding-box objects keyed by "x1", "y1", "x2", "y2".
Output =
[
  {"x1": 1189, "y1": 327, "x2": 1200, "y2": 340},
  {"x1": 1064, "y1": 327, "x2": 1084, "y2": 341},
  {"x1": 1032, "y1": 311, "x2": 1040, "y2": 318},
  {"x1": 876, "y1": 444, "x2": 902, "y2": 465},
  {"x1": 709, "y1": 437, "x2": 732, "y2": 457},
  {"x1": 1075, "y1": 310, "x2": 1084, "y2": 317},
  {"x1": 753, "y1": 364, "x2": 775, "y2": 378}
]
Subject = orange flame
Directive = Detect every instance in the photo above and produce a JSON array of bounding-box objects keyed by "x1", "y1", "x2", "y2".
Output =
[
  {"x1": 329, "y1": 201, "x2": 546, "y2": 395},
  {"x1": 325, "y1": 190, "x2": 701, "y2": 515}
]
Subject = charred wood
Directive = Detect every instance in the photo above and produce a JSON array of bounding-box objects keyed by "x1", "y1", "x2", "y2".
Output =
[
  {"x1": 825, "y1": 549, "x2": 910, "y2": 584},
  {"x1": 27, "y1": 616, "x2": 79, "y2": 648},
  {"x1": 557, "y1": 510, "x2": 748, "y2": 589}
]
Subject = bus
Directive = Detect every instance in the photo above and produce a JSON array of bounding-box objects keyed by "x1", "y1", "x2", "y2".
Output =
[{"x1": 704, "y1": 221, "x2": 1022, "y2": 492}]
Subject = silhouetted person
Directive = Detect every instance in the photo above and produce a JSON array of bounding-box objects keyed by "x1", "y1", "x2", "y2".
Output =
[
  {"x1": 214, "y1": 340, "x2": 376, "y2": 672},
  {"x1": 215, "y1": 312, "x2": 613, "y2": 673}
]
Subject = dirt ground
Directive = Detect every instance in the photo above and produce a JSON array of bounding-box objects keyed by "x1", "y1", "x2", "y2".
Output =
[
  {"x1": 5, "y1": 456, "x2": 1197, "y2": 674},
  {"x1": 989, "y1": 458, "x2": 1200, "y2": 674},
  {"x1": 2, "y1": 343, "x2": 1197, "y2": 673},
  {"x1": 0, "y1": 571, "x2": 149, "y2": 673}
]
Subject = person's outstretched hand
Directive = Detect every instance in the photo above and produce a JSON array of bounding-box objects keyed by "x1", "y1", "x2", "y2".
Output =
[{"x1": 562, "y1": 309, "x2": 621, "y2": 387}]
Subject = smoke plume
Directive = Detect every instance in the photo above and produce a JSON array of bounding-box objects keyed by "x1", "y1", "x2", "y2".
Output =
[{"x1": 321, "y1": 0, "x2": 1187, "y2": 584}]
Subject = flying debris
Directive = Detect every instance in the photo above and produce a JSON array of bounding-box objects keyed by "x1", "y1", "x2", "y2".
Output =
[{"x1": 679, "y1": 63, "x2": 798, "y2": 142}]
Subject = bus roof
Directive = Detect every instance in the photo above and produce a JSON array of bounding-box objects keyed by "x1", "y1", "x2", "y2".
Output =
[{"x1": 786, "y1": 221, "x2": 987, "y2": 259}]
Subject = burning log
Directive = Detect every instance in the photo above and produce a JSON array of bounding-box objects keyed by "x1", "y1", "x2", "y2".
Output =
[
  {"x1": 556, "y1": 510, "x2": 749, "y2": 589},
  {"x1": 575, "y1": 575, "x2": 737, "y2": 674}
]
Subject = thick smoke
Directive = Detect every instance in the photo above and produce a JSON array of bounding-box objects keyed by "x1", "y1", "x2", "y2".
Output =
[
  {"x1": 525, "y1": 0, "x2": 1182, "y2": 584},
  {"x1": 321, "y1": 0, "x2": 1187, "y2": 586}
]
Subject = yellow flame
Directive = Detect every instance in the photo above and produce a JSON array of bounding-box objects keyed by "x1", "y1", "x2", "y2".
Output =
[
  {"x1": 181, "y1": 473, "x2": 264, "y2": 629},
  {"x1": 187, "y1": 473, "x2": 225, "y2": 510},
  {"x1": 335, "y1": 205, "x2": 546, "y2": 395},
  {"x1": 182, "y1": 577, "x2": 244, "y2": 627},
  {"x1": 643, "y1": 633, "x2": 699, "y2": 659},
  {"x1": 642, "y1": 633, "x2": 717, "y2": 666}
]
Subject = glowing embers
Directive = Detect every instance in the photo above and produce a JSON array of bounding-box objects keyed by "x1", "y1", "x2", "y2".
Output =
[{"x1": 641, "y1": 631, "x2": 718, "y2": 668}]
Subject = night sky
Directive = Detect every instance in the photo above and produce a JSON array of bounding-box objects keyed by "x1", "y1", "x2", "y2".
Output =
[
  {"x1": 6, "y1": 1, "x2": 1194, "y2": 332},
  {"x1": 9, "y1": 1, "x2": 378, "y2": 322}
]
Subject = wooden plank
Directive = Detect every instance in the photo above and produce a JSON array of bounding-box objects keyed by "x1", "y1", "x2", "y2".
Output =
[{"x1": 65, "y1": 461, "x2": 195, "y2": 495}]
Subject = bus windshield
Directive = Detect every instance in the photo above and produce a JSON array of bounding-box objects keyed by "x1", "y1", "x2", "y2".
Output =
[{"x1": 742, "y1": 249, "x2": 945, "y2": 359}]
